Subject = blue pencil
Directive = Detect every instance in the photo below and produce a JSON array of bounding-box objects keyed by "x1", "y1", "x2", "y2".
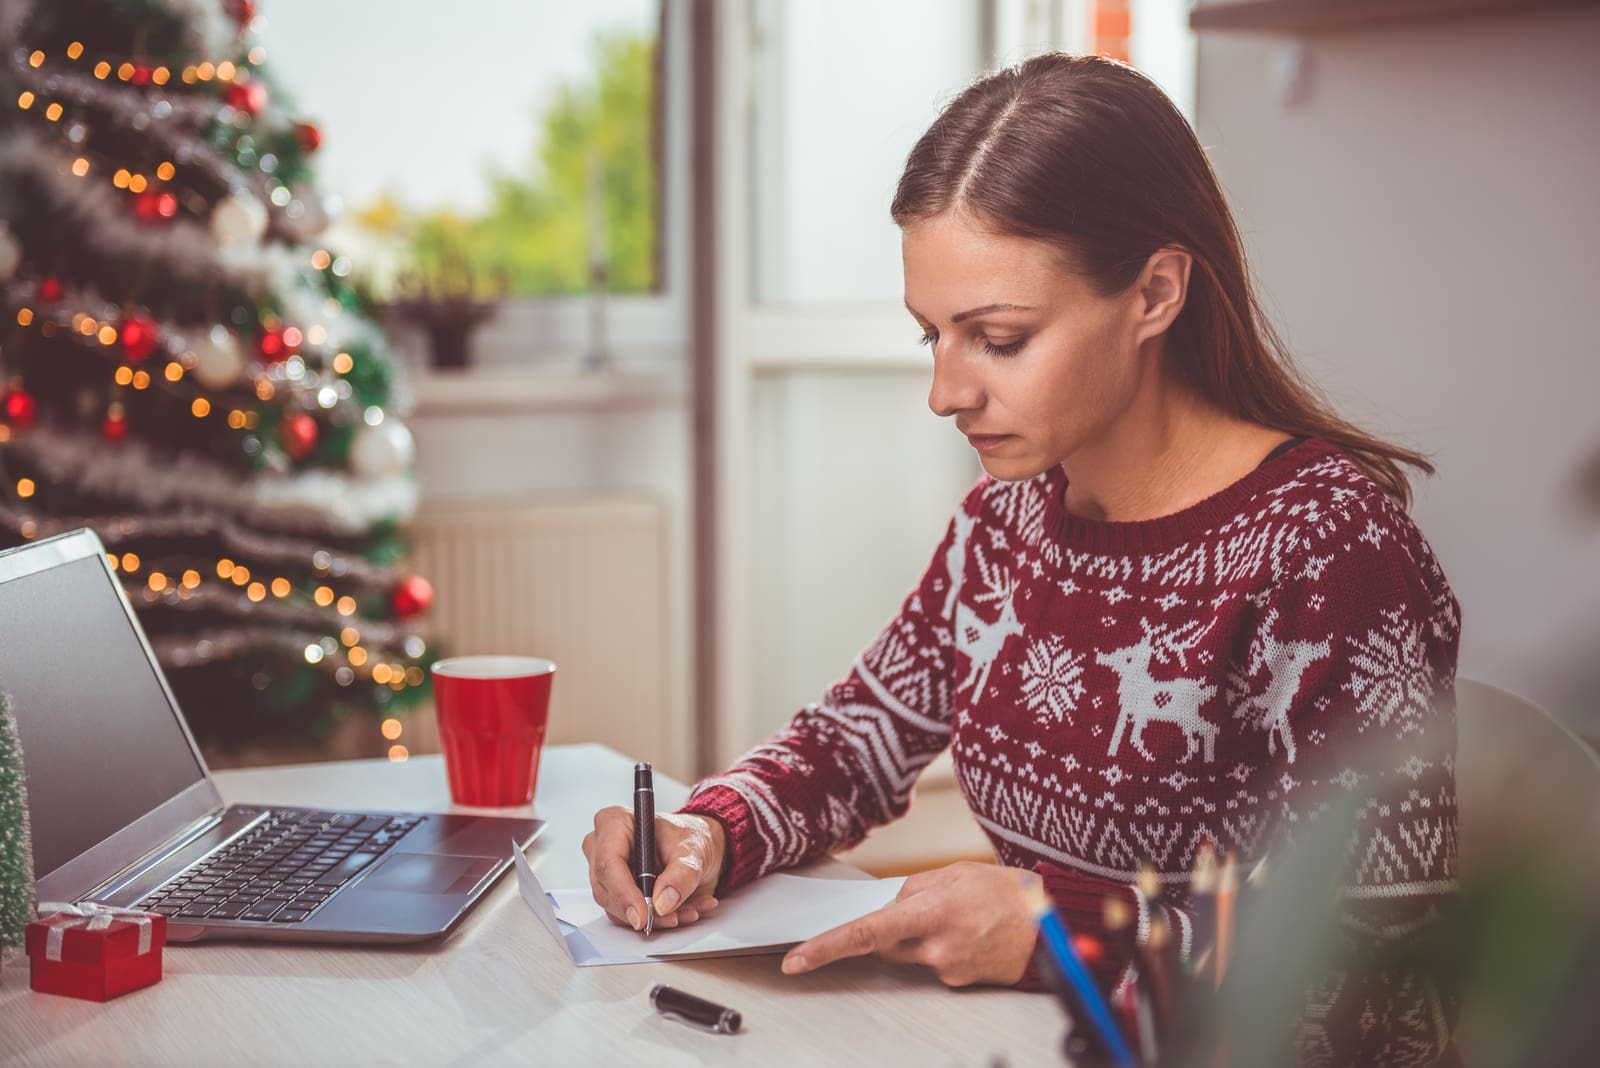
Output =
[{"x1": 1026, "y1": 886, "x2": 1139, "y2": 1068}]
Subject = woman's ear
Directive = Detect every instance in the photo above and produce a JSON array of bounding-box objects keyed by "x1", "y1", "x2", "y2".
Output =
[{"x1": 1133, "y1": 246, "x2": 1193, "y2": 345}]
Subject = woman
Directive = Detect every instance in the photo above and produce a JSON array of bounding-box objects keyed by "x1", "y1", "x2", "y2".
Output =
[{"x1": 585, "y1": 54, "x2": 1459, "y2": 1064}]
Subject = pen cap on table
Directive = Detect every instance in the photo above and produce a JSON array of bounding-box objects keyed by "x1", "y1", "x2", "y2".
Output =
[{"x1": 431, "y1": 656, "x2": 555, "y2": 806}]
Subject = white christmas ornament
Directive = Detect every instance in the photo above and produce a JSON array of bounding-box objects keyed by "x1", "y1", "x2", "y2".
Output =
[
  {"x1": 280, "y1": 184, "x2": 331, "y2": 242},
  {"x1": 348, "y1": 418, "x2": 414, "y2": 478},
  {"x1": 0, "y1": 223, "x2": 20, "y2": 279},
  {"x1": 190, "y1": 325, "x2": 246, "y2": 389},
  {"x1": 211, "y1": 189, "x2": 268, "y2": 248}
]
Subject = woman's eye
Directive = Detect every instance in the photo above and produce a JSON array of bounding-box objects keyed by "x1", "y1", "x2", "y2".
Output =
[
  {"x1": 916, "y1": 331, "x2": 938, "y2": 348},
  {"x1": 980, "y1": 337, "x2": 1026, "y2": 357}
]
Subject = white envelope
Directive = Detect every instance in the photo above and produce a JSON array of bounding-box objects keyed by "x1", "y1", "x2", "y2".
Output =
[{"x1": 513, "y1": 842, "x2": 905, "y2": 967}]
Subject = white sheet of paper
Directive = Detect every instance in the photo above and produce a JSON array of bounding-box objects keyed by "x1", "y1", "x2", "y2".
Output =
[
  {"x1": 513, "y1": 842, "x2": 648, "y2": 965},
  {"x1": 513, "y1": 841, "x2": 905, "y2": 967}
]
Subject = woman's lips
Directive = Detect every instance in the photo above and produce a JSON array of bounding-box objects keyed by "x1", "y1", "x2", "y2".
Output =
[{"x1": 964, "y1": 433, "x2": 1013, "y2": 452}]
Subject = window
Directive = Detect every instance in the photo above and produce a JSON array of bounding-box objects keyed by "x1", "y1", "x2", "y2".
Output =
[{"x1": 261, "y1": 1, "x2": 685, "y2": 368}]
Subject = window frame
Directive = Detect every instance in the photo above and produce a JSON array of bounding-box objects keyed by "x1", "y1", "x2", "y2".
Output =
[
  {"x1": 731, "y1": 0, "x2": 1201, "y2": 375},
  {"x1": 465, "y1": 0, "x2": 691, "y2": 371}
]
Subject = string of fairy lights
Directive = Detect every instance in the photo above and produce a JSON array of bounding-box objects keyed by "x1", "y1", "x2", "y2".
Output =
[
  {"x1": 7, "y1": 31, "x2": 320, "y2": 244},
  {"x1": 0, "y1": 1, "x2": 434, "y2": 757},
  {"x1": 0, "y1": 271, "x2": 402, "y2": 473}
]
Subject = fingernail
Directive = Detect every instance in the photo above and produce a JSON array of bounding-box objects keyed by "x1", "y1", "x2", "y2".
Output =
[
  {"x1": 657, "y1": 886, "x2": 680, "y2": 913},
  {"x1": 626, "y1": 906, "x2": 640, "y2": 931},
  {"x1": 782, "y1": 955, "x2": 807, "y2": 974}
]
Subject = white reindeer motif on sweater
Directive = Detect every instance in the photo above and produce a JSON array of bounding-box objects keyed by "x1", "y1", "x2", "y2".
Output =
[
  {"x1": 942, "y1": 506, "x2": 980, "y2": 618},
  {"x1": 1237, "y1": 608, "x2": 1331, "y2": 764},
  {"x1": 1097, "y1": 618, "x2": 1220, "y2": 763},
  {"x1": 955, "y1": 547, "x2": 1023, "y2": 697}
]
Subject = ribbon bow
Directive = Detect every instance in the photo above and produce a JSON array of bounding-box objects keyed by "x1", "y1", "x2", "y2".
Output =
[{"x1": 35, "y1": 901, "x2": 157, "y2": 962}]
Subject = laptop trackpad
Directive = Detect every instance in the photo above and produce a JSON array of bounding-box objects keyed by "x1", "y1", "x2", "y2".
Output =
[{"x1": 361, "y1": 853, "x2": 497, "y2": 895}]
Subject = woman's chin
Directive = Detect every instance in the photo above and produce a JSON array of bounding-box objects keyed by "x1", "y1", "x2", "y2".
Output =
[{"x1": 976, "y1": 454, "x2": 1049, "y2": 483}]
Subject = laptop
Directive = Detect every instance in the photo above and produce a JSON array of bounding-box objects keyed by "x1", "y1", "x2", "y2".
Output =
[{"x1": 0, "y1": 528, "x2": 544, "y2": 944}]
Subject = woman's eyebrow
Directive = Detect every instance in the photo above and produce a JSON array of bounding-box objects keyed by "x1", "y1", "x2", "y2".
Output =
[
  {"x1": 904, "y1": 302, "x2": 1038, "y2": 323},
  {"x1": 952, "y1": 302, "x2": 1038, "y2": 323}
]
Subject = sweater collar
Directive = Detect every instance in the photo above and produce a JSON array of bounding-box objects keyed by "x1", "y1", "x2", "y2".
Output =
[{"x1": 1035, "y1": 436, "x2": 1339, "y2": 555}]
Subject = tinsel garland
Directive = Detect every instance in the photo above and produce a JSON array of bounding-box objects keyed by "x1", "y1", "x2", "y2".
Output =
[{"x1": 0, "y1": 425, "x2": 417, "y2": 536}]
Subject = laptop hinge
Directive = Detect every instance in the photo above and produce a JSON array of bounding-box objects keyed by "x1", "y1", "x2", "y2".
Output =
[{"x1": 85, "y1": 808, "x2": 270, "y2": 901}]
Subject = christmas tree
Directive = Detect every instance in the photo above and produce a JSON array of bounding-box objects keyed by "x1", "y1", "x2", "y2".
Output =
[
  {"x1": 0, "y1": 685, "x2": 31, "y2": 957},
  {"x1": 0, "y1": 0, "x2": 436, "y2": 753}
]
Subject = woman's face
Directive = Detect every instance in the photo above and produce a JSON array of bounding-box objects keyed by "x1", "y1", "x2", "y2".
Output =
[{"x1": 902, "y1": 212, "x2": 1149, "y2": 483}]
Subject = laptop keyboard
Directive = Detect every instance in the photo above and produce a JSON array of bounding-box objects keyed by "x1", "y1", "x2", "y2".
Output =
[{"x1": 137, "y1": 809, "x2": 423, "y2": 924}]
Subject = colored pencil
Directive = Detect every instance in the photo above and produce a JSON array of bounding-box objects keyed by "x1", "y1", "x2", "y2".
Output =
[
  {"x1": 1215, "y1": 851, "x2": 1239, "y2": 990},
  {"x1": 1132, "y1": 860, "x2": 1176, "y2": 1031},
  {"x1": 1144, "y1": 911, "x2": 1176, "y2": 1034},
  {"x1": 1135, "y1": 859, "x2": 1162, "y2": 909},
  {"x1": 1189, "y1": 841, "x2": 1219, "y2": 978},
  {"x1": 1103, "y1": 895, "x2": 1158, "y2": 1064},
  {"x1": 1247, "y1": 852, "x2": 1270, "y2": 891},
  {"x1": 1119, "y1": 971, "x2": 1155, "y2": 1064},
  {"x1": 1028, "y1": 886, "x2": 1139, "y2": 1068}
]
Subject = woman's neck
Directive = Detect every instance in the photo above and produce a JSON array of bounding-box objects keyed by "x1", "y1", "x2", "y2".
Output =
[{"x1": 1060, "y1": 384, "x2": 1284, "y2": 524}]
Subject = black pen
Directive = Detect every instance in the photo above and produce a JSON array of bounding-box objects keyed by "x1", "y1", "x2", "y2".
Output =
[
  {"x1": 650, "y1": 984, "x2": 741, "y2": 1035},
  {"x1": 633, "y1": 761, "x2": 658, "y2": 936}
]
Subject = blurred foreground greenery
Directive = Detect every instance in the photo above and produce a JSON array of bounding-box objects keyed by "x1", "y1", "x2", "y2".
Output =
[{"x1": 1143, "y1": 712, "x2": 1600, "y2": 1068}]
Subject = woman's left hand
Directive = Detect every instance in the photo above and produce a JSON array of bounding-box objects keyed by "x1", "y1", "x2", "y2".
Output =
[{"x1": 781, "y1": 861, "x2": 1041, "y2": 987}]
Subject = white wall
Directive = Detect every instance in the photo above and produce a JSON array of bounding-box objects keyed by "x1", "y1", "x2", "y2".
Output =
[
  {"x1": 406, "y1": 375, "x2": 693, "y2": 775},
  {"x1": 1194, "y1": 9, "x2": 1600, "y2": 727}
]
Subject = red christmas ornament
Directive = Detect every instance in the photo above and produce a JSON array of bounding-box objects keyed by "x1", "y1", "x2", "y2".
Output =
[
  {"x1": 103, "y1": 408, "x2": 128, "y2": 444},
  {"x1": 133, "y1": 190, "x2": 178, "y2": 223},
  {"x1": 280, "y1": 412, "x2": 318, "y2": 460},
  {"x1": 391, "y1": 575, "x2": 433, "y2": 619},
  {"x1": 1, "y1": 387, "x2": 37, "y2": 430},
  {"x1": 258, "y1": 326, "x2": 288, "y2": 361},
  {"x1": 225, "y1": 81, "x2": 268, "y2": 118},
  {"x1": 119, "y1": 314, "x2": 160, "y2": 362},
  {"x1": 38, "y1": 277, "x2": 63, "y2": 302},
  {"x1": 294, "y1": 121, "x2": 322, "y2": 155}
]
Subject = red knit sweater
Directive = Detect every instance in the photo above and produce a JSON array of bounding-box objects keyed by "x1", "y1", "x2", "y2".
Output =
[{"x1": 681, "y1": 438, "x2": 1460, "y2": 1066}]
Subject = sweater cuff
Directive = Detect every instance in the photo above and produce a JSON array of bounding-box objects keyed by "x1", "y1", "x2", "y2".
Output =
[
  {"x1": 1020, "y1": 863, "x2": 1141, "y2": 994},
  {"x1": 676, "y1": 783, "x2": 765, "y2": 895}
]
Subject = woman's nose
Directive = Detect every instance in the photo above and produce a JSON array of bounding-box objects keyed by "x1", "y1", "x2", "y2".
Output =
[{"x1": 927, "y1": 346, "x2": 983, "y2": 419}]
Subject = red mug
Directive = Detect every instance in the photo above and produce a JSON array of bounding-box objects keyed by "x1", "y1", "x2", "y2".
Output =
[{"x1": 431, "y1": 656, "x2": 556, "y2": 806}]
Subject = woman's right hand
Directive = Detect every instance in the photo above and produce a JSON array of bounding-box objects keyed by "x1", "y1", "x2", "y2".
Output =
[{"x1": 582, "y1": 808, "x2": 727, "y2": 930}]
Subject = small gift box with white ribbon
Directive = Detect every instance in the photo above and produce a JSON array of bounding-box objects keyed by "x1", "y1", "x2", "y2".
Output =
[{"x1": 24, "y1": 902, "x2": 168, "y2": 1001}]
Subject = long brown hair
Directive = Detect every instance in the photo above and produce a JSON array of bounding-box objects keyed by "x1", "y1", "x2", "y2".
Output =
[{"x1": 891, "y1": 53, "x2": 1430, "y2": 508}]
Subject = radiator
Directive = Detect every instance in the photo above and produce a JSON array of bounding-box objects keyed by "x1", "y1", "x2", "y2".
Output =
[{"x1": 410, "y1": 496, "x2": 675, "y2": 774}]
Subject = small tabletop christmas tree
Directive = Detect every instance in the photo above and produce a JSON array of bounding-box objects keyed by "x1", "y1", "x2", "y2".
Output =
[
  {"x1": 0, "y1": 686, "x2": 31, "y2": 960},
  {"x1": 0, "y1": 0, "x2": 437, "y2": 753}
]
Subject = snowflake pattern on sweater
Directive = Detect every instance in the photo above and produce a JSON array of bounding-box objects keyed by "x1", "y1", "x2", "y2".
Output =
[{"x1": 681, "y1": 438, "x2": 1460, "y2": 1065}]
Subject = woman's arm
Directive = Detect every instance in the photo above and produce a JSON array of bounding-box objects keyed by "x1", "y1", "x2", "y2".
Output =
[{"x1": 676, "y1": 490, "x2": 979, "y2": 894}]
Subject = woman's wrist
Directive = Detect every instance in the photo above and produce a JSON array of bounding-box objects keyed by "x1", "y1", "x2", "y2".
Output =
[{"x1": 702, "y1": 814, "x2": 730, "y2": 891}]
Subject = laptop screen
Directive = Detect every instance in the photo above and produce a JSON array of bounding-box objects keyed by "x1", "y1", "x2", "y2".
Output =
[{"x1": 0, "y1": 552, "x2": 205, "y2": 880}]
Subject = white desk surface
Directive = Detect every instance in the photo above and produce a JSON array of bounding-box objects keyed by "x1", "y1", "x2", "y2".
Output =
[{"x1": 0, "y1": 744, "x2": 1068, "y2": 1067}]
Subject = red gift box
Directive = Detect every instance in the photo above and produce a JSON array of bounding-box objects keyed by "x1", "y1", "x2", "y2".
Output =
[{"x1": 25, "y1": 903, "x2": 167, "y2": 1001}]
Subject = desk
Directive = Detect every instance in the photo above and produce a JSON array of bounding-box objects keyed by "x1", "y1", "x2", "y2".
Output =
[{"x1": 1, "y1": 744, "x2": 1066, "y2": 1066}]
